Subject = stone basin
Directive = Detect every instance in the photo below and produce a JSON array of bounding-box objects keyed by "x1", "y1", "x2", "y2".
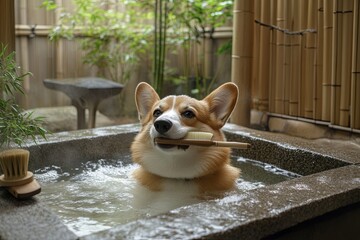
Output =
[{"x1": 0, "y1": 123, "x2": 359, "y2": 240}]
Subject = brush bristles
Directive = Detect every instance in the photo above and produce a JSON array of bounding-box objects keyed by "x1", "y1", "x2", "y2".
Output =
[
  {"x1": 185, "y1": 132, "x2": 213, "y2": 140},
  {"x1": 0, "y1": 149, "x2": 29, "y2": 180}
]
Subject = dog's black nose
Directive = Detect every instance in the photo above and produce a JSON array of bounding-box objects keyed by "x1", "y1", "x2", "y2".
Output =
[{"x1": 154, "y1": 119, "x2": 173, "y2": 134}]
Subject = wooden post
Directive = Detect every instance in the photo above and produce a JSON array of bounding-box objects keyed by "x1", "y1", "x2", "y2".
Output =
[
  {"x1": 257, "y1": 0, "x2": 271, "y2": 112},
  {"x1": 351, "y1": 0, "x2": 360, "y2": 129},
  {"x1": 231, "y1": 0, "x2": 254, "y2": 127},
  {"x1": 0, "y1": 0, "x2": 15, "y2": 54},
  {"x1": 321, "y1": 0, "x2": 333, "y2": 121}
]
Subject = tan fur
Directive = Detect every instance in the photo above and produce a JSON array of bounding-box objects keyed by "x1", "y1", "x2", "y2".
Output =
[
  {"x1": 132, "y1": 168, "x2": 163, "y2": 191},
  {"x1": 195, "y1": 165, "x2": 240, "y2": 193},
  {"x1": 131, "y1": 82, "x2": 240, "y2": 194}
]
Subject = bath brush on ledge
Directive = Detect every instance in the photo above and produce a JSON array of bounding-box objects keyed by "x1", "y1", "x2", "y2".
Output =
[
  {"x1": 155, "y1": 132, "x2": 251, "y2": 149},
  {"x1": 0, "y1": 149, "x2": 41, "y2": 199}
]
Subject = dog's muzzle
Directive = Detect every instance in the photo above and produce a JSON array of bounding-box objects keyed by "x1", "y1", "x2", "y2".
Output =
[
  {"x1": 154, "y1": 119, "x2": 173, "y2": 134},
  {"x1": 153, "y1": 119, "x2": 189, "y2": 151}
]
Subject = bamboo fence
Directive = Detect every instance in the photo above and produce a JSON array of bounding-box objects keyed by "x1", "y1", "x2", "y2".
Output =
[{"x1": 232, "y1": 0, "x2": 360, "y2": 132}]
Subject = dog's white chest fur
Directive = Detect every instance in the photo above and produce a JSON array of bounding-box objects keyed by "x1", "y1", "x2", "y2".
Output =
[
  {"x1": 141, "y1": 148, "x2": 205, "y2": 179},
  {"x1": 132, "y1": 178, "x2": 201, "y2": 215}
]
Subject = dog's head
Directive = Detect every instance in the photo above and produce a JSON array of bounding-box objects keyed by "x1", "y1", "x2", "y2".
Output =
[{"x1": 131, "y1": 82, "x2": 238, "y2": 179}]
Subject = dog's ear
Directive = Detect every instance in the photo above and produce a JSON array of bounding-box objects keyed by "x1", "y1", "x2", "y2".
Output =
[
  {"x1": 203, "y1": 82, "x2": 238, "y2": 128},
  {"x1": 135, "y1": 82, "x2": 160, "y2": 122}
]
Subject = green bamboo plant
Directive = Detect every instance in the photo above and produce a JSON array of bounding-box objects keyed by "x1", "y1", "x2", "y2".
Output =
[
  {"x1": 0, "y1": 44, "x2": 46, "y2": 148},
  {"x1": 171, "y1": 0, "x2": 234, "y2": 98},
  {"x1": 153, "y1": 0, "x2": 168, "y2": 96},
  {"x1": 147, "y1": 0, "x2": 234, "y2": 98}
]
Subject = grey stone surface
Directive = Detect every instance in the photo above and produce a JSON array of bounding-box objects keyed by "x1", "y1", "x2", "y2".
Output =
[
  {"x1": 224, "y1": 123, "x2": 360, "y2": 166},
  {"x1": 82, "y1": 165, "x2": 360, "y2": 240},
  {"x1": 24, "y1": 106, "x2": 116, "y2": 132},
  {"x1": 0, "y1": 190, "x2": 77, "y2": 240}
]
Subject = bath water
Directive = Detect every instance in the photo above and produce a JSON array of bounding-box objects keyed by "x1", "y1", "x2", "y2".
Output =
[{"x1": 35, "y1": 156, "x2": 299, "y2": 237}]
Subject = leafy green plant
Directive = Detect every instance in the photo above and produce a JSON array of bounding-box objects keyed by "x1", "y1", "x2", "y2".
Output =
[
  {"x1": 171, "y1": 0, "x2": 234, "y2": 98},
  {"x1": 42, "y1": 0, "x2": 152, "y2": 85},
  {"x1": 42, "y1": 0, "x2": 233, "y2": 98},
  {"x1": 0, "y1": 45, "x2": 46, "y2": 148},
  {"x1": 144, "y1": 0, "x2": 233, "y2": 98}
]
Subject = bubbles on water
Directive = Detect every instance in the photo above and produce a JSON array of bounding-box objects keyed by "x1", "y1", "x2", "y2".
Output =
[
  {"x1": 35, "y1": 160, "x2": 142, "y2": 236},
  {"x1": 35, "y1": 157, "x2": 298, "y2": 237},
  {"x1": 35, "y1": 165, "x2": 70, "y2": 182}
]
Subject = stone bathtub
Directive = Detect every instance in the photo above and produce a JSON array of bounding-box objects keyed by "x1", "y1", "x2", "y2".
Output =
[{"x1": 0, "y1": 123, "x2": 359, "y2": 240}]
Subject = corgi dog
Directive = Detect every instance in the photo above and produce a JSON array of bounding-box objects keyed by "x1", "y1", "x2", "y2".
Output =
[{"x1": 130, "y1": 81, "x2": 240, "y2": 203}]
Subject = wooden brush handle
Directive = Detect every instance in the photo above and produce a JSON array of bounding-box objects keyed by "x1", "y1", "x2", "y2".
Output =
[
  {"x1": 155, "y1": 138, "x2": 213, "y2": 147},
  {"x1": 6, "y1": 179, "x2": 41, "y2": 199},
  {"x1": 155, "y1": 138, "x2": 250, "y2": 149},
  {"x1": 212, "y1": 141, "x2": 251, "y2": 149}
]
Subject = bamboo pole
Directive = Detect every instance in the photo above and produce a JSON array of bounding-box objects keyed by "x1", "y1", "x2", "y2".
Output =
[
  {"x1": 304, "y1": 0, "x2": 316, "y2": 119},
  {"x1": 268, "y1": 0, "x2": 278, "y2": 113},
  {"x1": 339, "y1": 0, "x2": 353, "y2": 127},
  {"x1": 55, "y1": 0, "x2": 64, "y2": 80},
  {"x1": 331, "y1": 0, "x2": 341, "y2": 126},
  {"x1": 257, "y1": 0, "x2": 271, "y2": 112},
  {"x1": 203, "y1": 31, "x2": 213, "y2": 88},
  {"x1": 0, "y1": 0, "x2": 15, "y2": 54},
  {"x1": 314, "y1": 0, "x2": 324, "y2": 120},
  {"x1": 351, "y1": 0, "x2": 360, "y2": 129},
  {"x1": 0, "y1": 0, "x2": 15, "y2": 101},
  {"x1": 230, "y1": 0, "x2": 254, "y2": 127},
  {"x1": 19, "y1": 0, "x2": 30, "y2": 109},
  {"x1": 252, "y1": 0, "x2": 261, "y2": 110},
  {"x1": 299, "y1": 0, "x2": 309, "y2": 117},
  {"x1": 321, "y1": 0, "x2": 333, "y2": 121},
  {"x1": 289, "y1": 0, "x2": 301, "y2": 116},
  {"x1": 274, "y1": 0, "x2": 285, "y2": 114},
  {"x1": 283, "y1": 0, "x2": 292, "y2": 115},
  {"x1": 19, "y1": 0, "x2": 30, "y2": 96}
]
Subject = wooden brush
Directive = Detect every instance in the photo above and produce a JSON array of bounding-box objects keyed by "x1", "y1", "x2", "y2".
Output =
[
  {"x1": 155, "y1": 132, "x2": 251, "y2": 149},
  {"x1": 0, "y1": 149, "x2": 41, "y2": 199}
]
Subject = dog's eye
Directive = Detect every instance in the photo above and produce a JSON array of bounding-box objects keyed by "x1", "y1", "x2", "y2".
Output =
[
  {"x1": 153, "y1": 109, "x2": 162, "y2": 117},
  {"x1": 182, "y1": 110, "x2": 195, "y2": 119}
]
